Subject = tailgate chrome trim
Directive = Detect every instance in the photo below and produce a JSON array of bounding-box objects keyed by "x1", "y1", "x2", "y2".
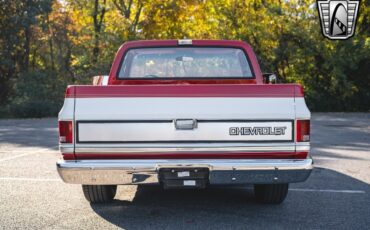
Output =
[
  {"x1": 74, "y1": 146, "x2": 297, "y2": 153},
  {"x1": 72, "y1": 143, "x2": 309, "y2": 153}
]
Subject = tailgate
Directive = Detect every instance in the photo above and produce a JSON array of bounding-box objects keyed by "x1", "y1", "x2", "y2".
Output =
[{"x1": 65, "y1": 84, "x2": 309, "y2": 158}]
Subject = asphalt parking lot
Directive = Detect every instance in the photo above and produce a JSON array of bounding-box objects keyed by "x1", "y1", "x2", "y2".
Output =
[{"x1": 0, "y1": 113, "x2": 369, "y2": 229}]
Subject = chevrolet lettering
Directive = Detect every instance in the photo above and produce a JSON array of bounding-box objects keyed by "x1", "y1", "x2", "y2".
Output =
[{"x1": 230, "y1": 127, "x2": 287, "y2": 136}]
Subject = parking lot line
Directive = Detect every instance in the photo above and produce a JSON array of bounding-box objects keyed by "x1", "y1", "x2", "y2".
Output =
[
  {"x1": 0, "y1": 152, "x2": 40, "y2": 163},
  {"x1": 0, "y1": 177, "x2": 61, "y2": 182},
  {"x1": 289, "y1": 188, "x2": 366, "y2": 194},
  {"x1": 0, "y1": 146, "x2": 58, "y2": 163},
  {"x1": 0, "y1": 176, "x2": 367, "y2": 195}
]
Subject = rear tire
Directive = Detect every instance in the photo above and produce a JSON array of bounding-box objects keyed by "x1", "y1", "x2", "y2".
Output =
[
  {"x1": 82, "y1": 185, "x2": 117, "y2": 203},
  {"x1": 254, "y1": 183, "x2": 289, "y2": 204}
]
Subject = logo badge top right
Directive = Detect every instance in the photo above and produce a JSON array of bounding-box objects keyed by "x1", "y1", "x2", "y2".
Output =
[{"x1": 317, "y1": 0, "x2": 360, "y2": 40}]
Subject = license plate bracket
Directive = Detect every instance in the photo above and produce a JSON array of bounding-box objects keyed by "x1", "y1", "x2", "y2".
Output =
[{"x1": 158, "y1": 168, "x2": 209, "y2": 189}]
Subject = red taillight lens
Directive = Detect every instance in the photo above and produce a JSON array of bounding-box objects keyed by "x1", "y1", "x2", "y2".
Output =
[
  {"x1": 296, "y1": 120, "x2": 310, "y2": 142},
  {"x1": 59, "y1": 121, "x2": 73, "y2": 143}
]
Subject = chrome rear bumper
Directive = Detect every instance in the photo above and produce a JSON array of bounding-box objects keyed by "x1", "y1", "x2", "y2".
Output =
[{"x1": 56, "y1": 158, "x2": 313, "y2": 185}]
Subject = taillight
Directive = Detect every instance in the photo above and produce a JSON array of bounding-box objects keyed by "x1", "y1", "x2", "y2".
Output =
[
  {"x1": 296, "y1": 120, "x2": 310, "y2": 142},
  {"x1": 59, "y1": 121, "x2": 73, "y2": 143}
]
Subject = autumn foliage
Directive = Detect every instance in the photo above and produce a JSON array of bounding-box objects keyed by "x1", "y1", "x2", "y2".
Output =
[{"x1": 0, "y1": 0, "x2": 369, "y2": 117}]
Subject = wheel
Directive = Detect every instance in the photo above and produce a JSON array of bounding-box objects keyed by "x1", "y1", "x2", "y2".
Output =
[
  {"x1": 254, "y1": 183, "x2": 289, "y2": 204},
  {"x1": 82, "y1": 185, "x2": 117, "y2": 203}
]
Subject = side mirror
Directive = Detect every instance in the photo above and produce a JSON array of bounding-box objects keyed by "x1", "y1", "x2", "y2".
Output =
[
  {"x1": 92, "y1": 75, "x2": 109, "y2": 86},
  {"x1": 262, "y1": 73, "x2": 278, "y2": 84}
]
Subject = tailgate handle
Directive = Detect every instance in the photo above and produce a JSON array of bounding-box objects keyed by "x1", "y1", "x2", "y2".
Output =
[{"x1": 175, "y1": 119, "x2": 197, "y2": 130}]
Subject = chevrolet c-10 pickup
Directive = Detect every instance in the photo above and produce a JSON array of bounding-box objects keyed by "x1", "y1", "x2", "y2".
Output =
[{"x1": 57, "y1": 39, "x2": 312, "y2": 204}]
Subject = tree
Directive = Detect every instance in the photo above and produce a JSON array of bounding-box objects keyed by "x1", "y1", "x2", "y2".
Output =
[
  {"x1": 0, "y1": 0, "x2": 52, "y2": 105},
  {"x1": 92, "y1": 0, "x2": 107, "y2": 63},
  {"x1": 112, "y1": 0, "x2": 143, "y2": 40},
  {"x1": 1, "y1": 0, "x2": 369, "y2": 116}
]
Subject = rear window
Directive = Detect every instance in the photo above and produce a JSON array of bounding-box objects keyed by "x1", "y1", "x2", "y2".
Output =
[{"x1": 118, "y1": 47, "x2": 253, "y2": 79}]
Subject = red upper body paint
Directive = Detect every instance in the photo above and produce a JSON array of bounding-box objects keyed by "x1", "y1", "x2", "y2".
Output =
[{"x1": 65, "y1": 84, "x2": 304, "y2": 98}]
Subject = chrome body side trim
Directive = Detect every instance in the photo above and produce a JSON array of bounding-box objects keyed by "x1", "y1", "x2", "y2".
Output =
[
  {"x1": 74, "y1": 146, "x2": 297, "y2": 153},
  {"x1": 60, "y1": 145, "x2": 74, "y2": 153},
  {"x1": 68, "y1": 142, "x2": 309, "y2": 154},
  {"x1": 296, "y1": 144, "x2": 310, "y2": 152},
  {"x1": 62, "y1": 142, "x2": 310, "y2": 156},
  {"x1": 57, "y1": 158, "x2": 313, "y2": 185}
]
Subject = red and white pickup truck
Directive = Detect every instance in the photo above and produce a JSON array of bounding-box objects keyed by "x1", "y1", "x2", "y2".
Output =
[{"x1": 57, "y1": 40, "x2": 312, "y2": 204}]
